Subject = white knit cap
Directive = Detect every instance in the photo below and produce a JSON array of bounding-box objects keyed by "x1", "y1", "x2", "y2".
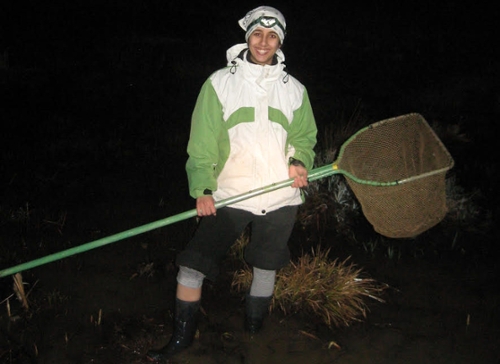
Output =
[{"x1": 238, "y1": 6, "x2": 287, "y2": 44}]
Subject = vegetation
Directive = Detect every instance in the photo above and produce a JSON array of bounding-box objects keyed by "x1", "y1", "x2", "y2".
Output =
[{"x1": 232, "y1": 242, "x2": 387, "y2": 328}]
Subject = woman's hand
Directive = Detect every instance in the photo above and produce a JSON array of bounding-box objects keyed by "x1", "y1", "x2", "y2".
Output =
[
  {"x1": 196, "y1": 195, "x2": 216, "y2": 216},
  {"x1": 288, "y1": 164, "x2": 309, "y2": 188}
]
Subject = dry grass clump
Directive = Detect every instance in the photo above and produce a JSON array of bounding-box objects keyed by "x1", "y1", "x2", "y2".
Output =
[{"x1": 232, "y1": 247, "x2": 387, "y2": 328}]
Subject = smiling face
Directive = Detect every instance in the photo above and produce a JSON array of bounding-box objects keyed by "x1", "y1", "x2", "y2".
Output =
[{"x1": 247, "y1": 27, "x2": 281, "y2": 65}]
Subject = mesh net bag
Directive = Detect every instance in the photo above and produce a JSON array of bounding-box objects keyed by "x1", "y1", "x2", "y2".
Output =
[{"x1": 335, "y1": 113, "x2": 454, "y2": 238}]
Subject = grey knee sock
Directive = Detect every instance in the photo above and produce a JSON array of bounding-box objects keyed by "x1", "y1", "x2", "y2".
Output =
[
  {"x1": 249, "y1": 267, "x2": 276, "y2": 297},
  {"x1": 177, "y1": 266, "x2": 205, "y2": 289}
]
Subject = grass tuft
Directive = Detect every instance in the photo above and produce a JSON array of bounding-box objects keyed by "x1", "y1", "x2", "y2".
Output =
[{"x1": 232, "y1": 246, "x2": 388, "y2": 328}]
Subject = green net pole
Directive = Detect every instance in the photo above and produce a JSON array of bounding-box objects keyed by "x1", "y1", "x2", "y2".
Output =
[{"x1": 0, "y1": 164, "x2": 341, "y2": 278}]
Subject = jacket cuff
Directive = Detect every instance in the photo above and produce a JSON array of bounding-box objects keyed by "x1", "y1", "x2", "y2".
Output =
[
  {"x1": 193, "y1": 189, "x2": 213, "y2": 198},
  {"x1": 289, "y1": 157, "x2": 306, "y2": 167}
]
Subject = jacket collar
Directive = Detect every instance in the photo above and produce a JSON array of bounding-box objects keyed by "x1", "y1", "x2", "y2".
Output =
[{"x1": 226, "y1": 43, "x2": 286, "y2": 83}]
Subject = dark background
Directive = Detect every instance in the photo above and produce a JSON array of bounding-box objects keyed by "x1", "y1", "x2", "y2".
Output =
[{"x1": 1, "y1": 0, "x2": 498, "y2": 179}]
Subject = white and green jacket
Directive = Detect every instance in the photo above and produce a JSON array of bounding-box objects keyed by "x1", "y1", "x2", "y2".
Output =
[{"x1": 186, "y1": 43, "x2": 317, "y2": 215}]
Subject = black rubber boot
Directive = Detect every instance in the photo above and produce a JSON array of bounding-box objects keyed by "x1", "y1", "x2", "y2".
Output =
[
  {"x1": 245, "y1": 294, "x2": 272, "y2": 334},
  {"x1": 147, "y1": 298, "x2": 200, "y2": 362}
]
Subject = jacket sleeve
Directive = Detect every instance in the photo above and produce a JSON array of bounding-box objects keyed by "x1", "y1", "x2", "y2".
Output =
[
  {"x1": 287, "y1": 88, "x2": 318, "y2": 170},
  {"x1": 185, "y1": 79, "x2": 224, "y2": 199}
]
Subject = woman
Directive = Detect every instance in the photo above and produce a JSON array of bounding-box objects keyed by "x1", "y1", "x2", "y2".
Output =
[{"x1": 147, "y1": 5, "x2": 317, "y2": 362}]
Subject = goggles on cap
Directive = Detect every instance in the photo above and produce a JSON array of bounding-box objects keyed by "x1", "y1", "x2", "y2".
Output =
[{"x1": 247, "y1": 16, "x2": 286, "y2": 35}]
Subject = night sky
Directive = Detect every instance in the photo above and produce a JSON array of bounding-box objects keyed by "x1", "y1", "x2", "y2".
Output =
[{"x1": 1, "y1": 1, "x2": 497, "y2": 117}]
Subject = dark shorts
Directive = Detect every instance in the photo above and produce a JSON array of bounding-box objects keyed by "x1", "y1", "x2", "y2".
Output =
[{"x1": 176, "y1": 205, "x2": 298, "y2": 282}]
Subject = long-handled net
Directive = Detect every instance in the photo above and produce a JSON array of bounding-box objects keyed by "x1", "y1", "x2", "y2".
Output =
[{"x1": 0, "y1": 113, "x2": 454, "y2": 278}]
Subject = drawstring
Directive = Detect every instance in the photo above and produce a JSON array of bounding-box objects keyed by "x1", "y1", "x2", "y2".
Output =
[
  {"x1": 230, "y1": 48, "x2": 248, "y2": 74},
  {"x1": 282, "y1": 64, "x2": 289, "y2": 83}
]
